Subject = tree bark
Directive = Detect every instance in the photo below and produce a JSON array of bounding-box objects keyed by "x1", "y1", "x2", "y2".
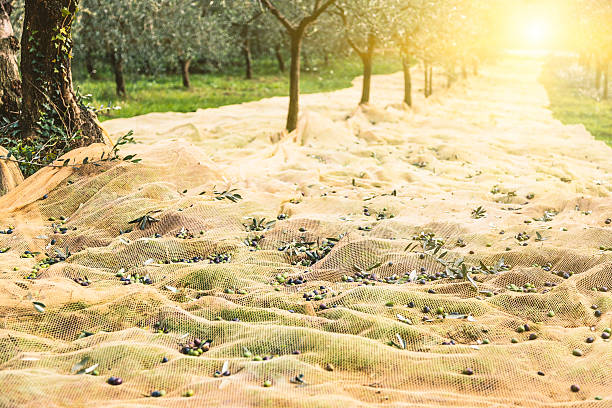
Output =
[
  {"x1": 20, "y1": 0, "x2": 103, "y2": 145},
  {"x1": 0, "y1": 0, "x2": 21, "y2": 121},
  {"x1": 402, "y1": 54, "x2": 412, "y2": 107},
  {"x1": 180, "y1": 58, "x2": 191, "y2": 88},
  {"x1": 275, "y1": 42, "x2": 285, "y2": 73},
  {"x1": 242, "y1": 26, "x2": 253, "y2": 80},
  {"x1": 109, "y1": 51, "x2": 127, "y2": 97},
  {"x1": 287, "y1": 31, "x2": 302, "y2": 132}
]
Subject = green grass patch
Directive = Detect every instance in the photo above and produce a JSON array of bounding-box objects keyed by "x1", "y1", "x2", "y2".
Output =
[
  {"x1": 540, "y1": 57, "x2": 612, "y2": 145},
  {"x1": 76, "y1": 55, "x2": 401, "y2": 121}
]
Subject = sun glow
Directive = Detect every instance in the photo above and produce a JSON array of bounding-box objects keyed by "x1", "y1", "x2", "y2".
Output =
[
  {"x1": 502, "y1": 1, "x2": 565, "y2": 51},
  {"x1": 523, "y1": 18, "x2": 552, "y2": 47}
]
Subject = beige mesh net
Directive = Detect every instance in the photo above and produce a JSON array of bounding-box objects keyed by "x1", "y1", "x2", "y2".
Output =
[{"x1": 0, "y1": 58, "x2": 611, "y2": 407}]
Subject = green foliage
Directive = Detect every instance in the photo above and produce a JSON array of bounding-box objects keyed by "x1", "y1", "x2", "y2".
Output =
[{"x1": 540, "y1": 57, "x2": 612, "y2": 145}]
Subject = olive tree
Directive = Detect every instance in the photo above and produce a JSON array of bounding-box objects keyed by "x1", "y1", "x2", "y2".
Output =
[
  {"x1": 259, "y1": 0, "x2": 338, "y2": 132},
  {"x1": 78, "y1": 0, "x2": 156, "y2": 97},
  {"x1": 335, "y1": 0, "x2": 397, "y2": 104},
  {"x1": 153, "y1": 0, "x2": 220, "y2": 88}
]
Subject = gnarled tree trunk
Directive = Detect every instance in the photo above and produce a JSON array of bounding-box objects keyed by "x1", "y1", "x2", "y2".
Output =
[
  {"x1": 21, "y1": 0, "x2": 104, "y2": 145},
  {"x1": 0, "y1": 0, "x2": 21, "y2": 121}
]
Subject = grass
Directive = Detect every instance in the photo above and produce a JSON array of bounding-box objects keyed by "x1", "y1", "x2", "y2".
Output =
[
  {"x1": 75, "y1": 55, "x2": 402, "y2": 122},
  {"x1": 540, "y1": 56, "x2": 612, "y2": 145}
]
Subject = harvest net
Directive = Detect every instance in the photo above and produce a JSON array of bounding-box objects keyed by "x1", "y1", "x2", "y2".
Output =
[{"x1": 0, "y1": 58, "x2": 610, "y2": 407}]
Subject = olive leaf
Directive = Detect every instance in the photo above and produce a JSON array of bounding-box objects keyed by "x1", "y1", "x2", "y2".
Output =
[
  {"x1": 471, "y1": 206, "x2": 487, "y2": 219},
  {"x1": 32, "y1": 301, "x2": 46, "y2": 313},
  {"x1": 394, "y1": 333, "x2": 406, "y2": 349},
  {"x1": 128, "y1": 210, "x2": 161, "y2": 230},
  {"x1": 71, "y1": 356, "x2": 91, "y2": 374},
  {"x1": 214, "y1": 189, "x2": 242, "y2": 202}
]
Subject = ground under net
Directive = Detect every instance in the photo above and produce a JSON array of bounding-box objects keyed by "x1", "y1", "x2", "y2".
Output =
[{"x1": 0, "y1": 57, "x2": 610, "y2": 407}]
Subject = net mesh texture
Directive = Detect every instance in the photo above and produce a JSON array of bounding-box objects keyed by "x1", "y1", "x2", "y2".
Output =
[{"x1": 0, "y1": 57, "x2": 611, "y2": 407}]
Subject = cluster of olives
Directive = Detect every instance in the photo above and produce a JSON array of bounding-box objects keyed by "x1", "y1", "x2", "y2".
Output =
[{"x1": 180, "y1": 338, "x2": 212, "y2": 356}]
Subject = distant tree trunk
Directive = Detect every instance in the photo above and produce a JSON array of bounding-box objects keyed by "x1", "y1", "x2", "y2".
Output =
[
  {"x1": 275, "y1": 43, "x2": 285, "y2": 73},
  {"x1": 603, "y1": 60, "x2": 609, "y2": 101},
  {"x1": 85, "y1": 55, "x2": 98, "y2": 80},
  {"x1": 109, "y1": 51, "x2": 126, "y2": 97},
  {"x1": 402, "y1": 53, "x2": 412, "y2": 107},
  {"x1": 0, "y1": 0, "x2": 21, "y2": 121},
  {"x1": 461, "y1": 62, "x2": 468, "y2": 79},
  {"x1": 473, "y1": 58, "x2": 479, "y2": 76},
  {"x1": 595, "y1": 61, "x2": 602, "y2": 90},
  {"x1": 323, "y1": 53, "x2": 329, "y2": 67},
  {"x1": 359, "y1": 34, "x2": 375, "y2": 105},
  {"x1": 260, "y1": 0, "x2": 336, "y2": 132},
  {"x1": 360, "y1": 54, "x2": 372, "y2": 104},
  {"x1": 179, "y1": 58, "x2": 191, "y2": 88},
  {"x1": 287, "y1": 31, "x2": 303, "y2": 132},
  {"x1": 303, "y1": 51, "x2": 310, "y2": 71},
  {"x1": 242, "y1": 26, "x2": 253, "y2": 80},
  {"x1": 20, "y1": 0, "x2": 103, "y2": 145}
]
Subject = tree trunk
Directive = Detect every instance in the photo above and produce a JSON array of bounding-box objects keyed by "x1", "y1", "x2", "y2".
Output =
[
  {"x1": 286, "y1": 32, "x2": 302, "y2": 132},
  {"x1": 595, "y1": 61, "x2": 602, "y2": 90},
  {"x1": 603, "y1": 60, "x2": 609, "y2": 101},
  {"x1": 20, "y1": 0, "x2": 103, "y2": 145},
  {"x1": 0, "y1": 0, "x2": 21, "y2": 121},
  {"x1": 428, "y1": 65, "x2": 433, "y2": 97},
  {"x1": 360, "y1": 54, "x2": 372, "y2": 105},
  {"x1": 402, "y1": 54, "x2": 412, "y2": 107},
  {"x1": 180, "y1": 58, "x2": 191, "y2": 88},
  {"x1": 243, "y1": 26, "x2": 253, "y2": 80},
  {"x1": 85, "y1": 52, "x2": 98, "y2": 80},
  {"x1": 275, "y1": 43, "x2": 285, "y2": 73},
  {"x1": 461, "y1": 63, "x2": 468, "y2": 79},
  {"x1": 109, "y1": 51, "x2": 127, "y2": 97},
  {"x1": 359, "y1": 34, "x2": 375, "y2": 105}
]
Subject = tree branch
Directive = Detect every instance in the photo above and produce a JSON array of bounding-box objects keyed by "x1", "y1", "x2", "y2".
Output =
[
  {"x1": 260, "y1": 0, "x2": 295, "y2": 32},
  {"x1": 302, "y1": 0, "x2": 337, "y2": 28}
]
